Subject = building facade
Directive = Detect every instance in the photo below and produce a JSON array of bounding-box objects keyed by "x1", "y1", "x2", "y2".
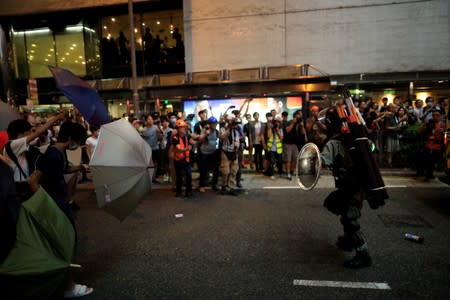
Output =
[{"x1": 0, "y1": 0, "x2": 449, "y2": 116}]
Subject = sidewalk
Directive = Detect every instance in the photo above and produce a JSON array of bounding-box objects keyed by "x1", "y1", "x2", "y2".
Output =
[{"x1": 145, "y1": 167, "x2": 448, "y2": 191}]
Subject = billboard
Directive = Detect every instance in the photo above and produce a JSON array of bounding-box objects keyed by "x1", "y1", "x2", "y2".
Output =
[{"x1": 183, "y1": 96, "x2": 302, "y2": 124}]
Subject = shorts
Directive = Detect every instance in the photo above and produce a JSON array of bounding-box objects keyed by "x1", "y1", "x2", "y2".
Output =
[
  {"x1": 282, "y1": 144, "x2": 299, "y2": 162},
  {"x1": 385, "y1": 137, "x2": 399, "y2": 153}
]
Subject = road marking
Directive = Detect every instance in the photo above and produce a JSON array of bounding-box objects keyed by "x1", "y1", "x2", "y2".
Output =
[
  {"x1": 293, "y1": 279, "x2": 391, "y2": 290},
  {"x1": 263, "y1": 186, "x2": 298, "y2": 189},
  {"x1": 385, "y1": 185, "x2": 407, "y2": 188}
]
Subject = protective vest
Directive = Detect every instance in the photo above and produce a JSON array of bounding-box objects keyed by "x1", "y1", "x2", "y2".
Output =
[
  {"x1": 267, "y1": 131, "x2": 283, "y2": 154},
  {"x1": 175, "y1": 134, "x2": 190, "y2": 162},
  {"x1": 425, "y1": 122, "x2": 444, "y2": 151}
]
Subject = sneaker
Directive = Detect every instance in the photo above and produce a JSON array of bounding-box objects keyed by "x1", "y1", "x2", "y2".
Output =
[
  {"x1": 212, "y1": 185, "x2": 220, "y2": 191},
  {"x1": 287, "y1": 174, "x2": 292, "y2": 181},
  {"x1": 336, "y1": 235, "x2": 353, "y2": 252},
  {"x1": 343, "y1": 251, "x2": 372, "y2": 269},
  {"x1": 270, "y1": 175, "x2": 276, "y2": 180},
  {"x1": 198, "y1": 187, "x2": 206, "y2": 193},
  {"x1": 220, "y1": 186, "x2": 228, "y2": 195},
  {"x1": 236, "y1": 182, "x2": 243, "y2": 188},
  {"x1": 228, "y1": 189, "x2": 239, "y2": 196}
]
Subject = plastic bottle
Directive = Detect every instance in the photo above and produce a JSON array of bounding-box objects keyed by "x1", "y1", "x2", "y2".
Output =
[{"x1": 404, "y1": 233, "x2": 424, "y2": 243}]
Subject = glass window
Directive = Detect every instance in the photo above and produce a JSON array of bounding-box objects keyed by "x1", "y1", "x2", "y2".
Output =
[
  {"x1": 18, "y1": 28, "x2": 55, "y2": 78},
  {"x1": 55, "y1": 26, "x2": 86, "y2": 76},
  {"x1": 83, "y1": 23, "x2": 102, "y2": 79},
  {"x1": 12, "y1": 31, "x2": 28, "y2": 78}
]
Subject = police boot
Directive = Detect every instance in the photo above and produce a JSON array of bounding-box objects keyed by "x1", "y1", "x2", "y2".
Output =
[
  {"x1": 336, "y1": 235, "x2": 353, "y2": 252},
  {"x1": 343, "y1": 250, "x2": 372, "y2": 269}
]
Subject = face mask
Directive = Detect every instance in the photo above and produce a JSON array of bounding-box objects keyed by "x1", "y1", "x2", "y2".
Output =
[
  {"x1": 68, "y1": 143, "x2": 79, "y2": 151},
  {"x1": 170, "y1": 118, "x2": 177, "y2": 125},
  {"x1": 427, "y1": 102, "x2": 433, "y2": 108}
]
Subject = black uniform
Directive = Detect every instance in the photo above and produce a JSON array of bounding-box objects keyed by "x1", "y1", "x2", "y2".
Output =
[{"x1": 320, "y1": 106, "x2": 373, "y2": 269}]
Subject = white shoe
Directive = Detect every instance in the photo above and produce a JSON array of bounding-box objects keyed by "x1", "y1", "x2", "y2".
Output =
[
  {"x1": 64, "y1": 284, "x2": 94, "y2": 298},
  {"x1": 270, "y1": 175, "x2": 276, "y2": 180}
]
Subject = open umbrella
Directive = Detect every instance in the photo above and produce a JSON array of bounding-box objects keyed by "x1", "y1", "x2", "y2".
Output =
[
  {"x1": 0, "y1": 187, "x2": 76, "y2": 299},
  {"x1": 48, "y1": 66, "x2": 110, "y2": 127},
  {"x1": 90, "y1": 118, "x2": 152, "y2": 221},
  {"x1": 0, "y1": 100, "x2": 19, "y2": 130}
]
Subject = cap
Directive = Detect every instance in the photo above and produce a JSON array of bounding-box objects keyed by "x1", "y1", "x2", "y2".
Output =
[
  {"x1": 0, "y1": 131, "x2": 9, "y2": 149},
  {"x1": 176, "y1": 119, "x2": 187, "y2": 127},
  {"x1": 198, "y1": 109, "x2": 208, "y2": 116},
  {"x1": 207, "y1": 116, "x2": 218, "y2": 124}
]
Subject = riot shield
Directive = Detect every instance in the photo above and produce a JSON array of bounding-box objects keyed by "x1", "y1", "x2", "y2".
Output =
[{"x1": 295, "y1": 143, "x2": 322, "y2": 190}]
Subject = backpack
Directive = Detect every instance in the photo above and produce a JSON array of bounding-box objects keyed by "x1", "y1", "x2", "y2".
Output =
[{"x1": 4, "y1": 141, "x2": 42, "y2": 179}]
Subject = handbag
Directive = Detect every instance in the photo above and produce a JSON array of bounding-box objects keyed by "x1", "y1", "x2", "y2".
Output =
[{"x1": 223, "y1": 150, "x2": 237, "y2": 161}]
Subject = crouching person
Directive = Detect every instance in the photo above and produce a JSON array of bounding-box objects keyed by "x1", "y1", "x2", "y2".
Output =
[{"x1": 171, "y1": 119, "x2": 194, "y2": 198}]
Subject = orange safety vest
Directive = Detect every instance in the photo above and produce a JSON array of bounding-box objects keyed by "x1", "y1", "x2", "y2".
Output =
[
  {"x1": 425, "y1": 122, "x2": 444, "y2": 151},
  {"x1": 175, "y1": 134, "x2": 190, "y2": 162}
]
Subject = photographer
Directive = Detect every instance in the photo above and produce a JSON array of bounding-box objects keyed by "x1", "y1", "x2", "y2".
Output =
[
  {"x1": 306, "y1": 105, "x2": 327, "y2": 149},
  {"x1": 283, "y1": 110, "x2": 306, "y2": 180},
  {"x1": 219, "y1": 116, "x2": 241, "y2": 196},
  {"x1": 192, "y1": 109, "x2": 209, "y2": 174},
  {"x1": 262, "y1": 116, "x2": 284, "y2": 179},
  {"x1": 197, "y1": 117, "x2": 220, "y2": 192}
]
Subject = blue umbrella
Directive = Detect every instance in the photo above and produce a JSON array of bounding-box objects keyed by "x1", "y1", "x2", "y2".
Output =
[{"x1": 49, "y1": 66, "x2": 110, "y2": 127}]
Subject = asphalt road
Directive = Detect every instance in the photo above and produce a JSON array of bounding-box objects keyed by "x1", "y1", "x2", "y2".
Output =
[{"x1": 72, "y1": 175, "x2": 450, "y2": 299}]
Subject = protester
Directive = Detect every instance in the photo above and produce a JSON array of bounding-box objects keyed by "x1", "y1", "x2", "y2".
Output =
[
  {"x1": 35, "y1": 121, "x2": 93, "y2": 298},
  {"x1": 85, "y1": 125, "x2": 99, "y2": 161},
  {"x1": 0, "y1": 131, "x2": 21, "y2": 263},
  {"x1": 37, "y1": 121, "x2": 87, "y2": 216},
  {"x1": 4, "y1": 112, "x2": 65, "y2": 182}
]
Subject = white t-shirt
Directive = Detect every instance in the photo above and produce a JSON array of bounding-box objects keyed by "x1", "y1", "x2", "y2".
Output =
[
  {"x1": 254, "y1": 122, "x2": 261, "y2": 144},
  {"x1": 3, "y1": 137, "x2": 29, "y2": 182}
]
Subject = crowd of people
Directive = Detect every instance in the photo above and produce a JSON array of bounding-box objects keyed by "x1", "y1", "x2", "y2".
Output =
[
  {"x1": 0, "y1": 94, "x2": 448, "y2": 294},
  {"x1": 128, "y1": 95, "x2": 448, "y2": 197},
  {"x1": 1, "y1": 110, "x2": 94, "y2": 298},
  {"x1": 356, "y1": 95, "x2": 448, "y2": 179}
]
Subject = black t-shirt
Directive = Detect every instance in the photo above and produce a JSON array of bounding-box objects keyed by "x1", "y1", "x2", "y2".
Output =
[
  {"x1": 37, "y1": 146, "x2": 69, "y2": 213},
  {"x1": 283, "y1": 120, "x2": 300, "y2": 145},
  {"x1": 0, "y1": 160, "x2": 20, "y2": 262}
]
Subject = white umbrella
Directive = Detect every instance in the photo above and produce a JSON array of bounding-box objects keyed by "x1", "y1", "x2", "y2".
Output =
[{"x1": 90, "y1": 118, "x2": 152, "y2": 221}]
